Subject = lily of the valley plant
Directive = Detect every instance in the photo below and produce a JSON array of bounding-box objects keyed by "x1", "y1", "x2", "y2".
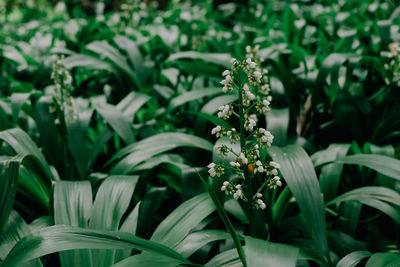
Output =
[{"x1": 208, "y1": 46, "x2": 283, "y2": 210}]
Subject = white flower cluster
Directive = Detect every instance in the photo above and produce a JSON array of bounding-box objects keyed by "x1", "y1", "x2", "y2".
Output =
[
  {"x1": 221, "y1": 181, "x2": 245, "y2": 200},
  {"x1": 217, "y1": 105, "x2": 233, "y2": 120},
  {"x1": 254, "y1": 128, "x2": 274, "y2": 148},
  {"x1": 51, "y1": 55, "x2": 76, "y2": 122},
  {"x1": 221, "y1": 70, "x2": 233, "y2": 93},
  {"x1": 207, "y1": 163, "x2": 225, "y2": 177},
  {"x1": 207, "y1": 46, "x2": 283, "y2": 210},
  {"x1": 254, "y1": 193, "x2": 266, "y2": 210}
]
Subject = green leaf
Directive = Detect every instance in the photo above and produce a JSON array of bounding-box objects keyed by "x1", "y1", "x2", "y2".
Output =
[
  {"x1": 0, "y1": 211, "x2": 43, "y2": 267},
  {"x1": 0, "y1": 128, "x2": 54, "y2": 181},
  {"x1": 54, "y1": 181, "x2": 93, "y2": 267},
  {"x1": 336, "y1": 251, "x2": 371, "y2": 267},
  {"x1": 64, "y1": 54, "x2": 114, "y2": 72},
  {"x1": 117, "y1": 92, "x2": 150, "y2": 121},
  {"x1": 86, "y1": 41, "x2": 140, "y2": 86},
  {"x1": 112, "y1": 253, "x2": 185, "y2": 267},
  {"x1": 311, "y1": 144, "x2": 350, "y2": 201},
  {"x1": 110, "y1": 133, "x2": 213, "y2": 174},
  {"x1": 0, "y1": 160, "x2": 20, "y2": 236},
  {"x1": 175, "y1": 230, "x2": 232, "y2": 258},
  {"x1": 327, "y1": 186, "x2": 400, "y2": 223},
  {"x1": 0, "y1": 226, "x2": 190, "y2": 267},
  {"x1": 244, "y1": 237, "x2": 299, "y2": 267},
  {"x1": 33, "y1": 98, "x2": 68, "y2": 179},
  {"x1": 167, "y1": 87, "x2": 222, "y2": 112},
  {"x1": 151, "y1": 193, "x2": 215, "y2": 248},
  {"x1": 269, "y1": 145, "x2": 329, "y2": 258},
  {"x1": 89, "y1": 175, "x2": 139, "y2": 267},
  {"x1": 95, "y1": 103, "x2": 135, "y2": 145},
  {"x1": 197, "y1": 173, "x2": 247, "y2": 267},
  {"x1": 365, "y1": 253, "x2": 400, "y2": 267},
  {"x1": 136, "y1": 187, "x2": 167, "y2": 239},
  {"x1": 167, "y1": 51, "x2": 231, "y2": 68},
  {"x1": 114, "y1": 36, "x2": 146, "y2": 85},
  {"x1": 54, "y1": 181, "x2": 92, "y2": 227},
  {"x1": 335, "y1": 154, "x2": 400, "y2": 181},
  {"x1": 205, "y1": 248, "x2": 241, "y2": 267},
  {"x1": 66, "y1": 116, "x2": 87, "y2": 179},
  {"x1": 267, "y1": 108, "x2": 289, "y2": 146}
]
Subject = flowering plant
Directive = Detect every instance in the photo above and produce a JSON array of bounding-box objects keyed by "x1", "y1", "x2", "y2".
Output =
[{"x1": 207, "y1": 46, "x2": 283, "y2": 210}]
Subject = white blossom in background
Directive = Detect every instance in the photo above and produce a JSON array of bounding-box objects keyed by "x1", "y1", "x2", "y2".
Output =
[{"x1": 51, "y1": 55, "x2": 76, "y2": 122}]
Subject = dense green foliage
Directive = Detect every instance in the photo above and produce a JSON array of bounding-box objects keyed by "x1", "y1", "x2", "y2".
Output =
[{"x1": 1, "y1": 0, "x2": 400, "y2": 266}]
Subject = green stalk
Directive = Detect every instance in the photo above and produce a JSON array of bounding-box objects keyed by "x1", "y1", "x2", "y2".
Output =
[
  {"x1": 196, "y1": 171, "x2": 247, "y2": 267},
  {"x1": 237, "y1": 75, "x2": 268, "y2": 239}
]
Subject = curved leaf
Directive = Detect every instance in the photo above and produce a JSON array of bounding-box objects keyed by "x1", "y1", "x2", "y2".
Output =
[
  {"x1": 0, "y1": 226, "x2": 190, "y2": 267},
  {"x1": 0, "y1": 160, "x2": 20, "y2": 236},
  {"x1": 337, "y1": 251, "x2": 372, "y2": 267},
  {"x1": 244, "y1": 237, "x2": 299, "y2": 267},
  {"x1": 151, "y1": 193, "x2": 215, "y2": 248},
  {"x1": 269, "y1": 145, "x2": 329, "y2": 258},
  {"x1": 335, "y1": 154, "x2": 400, "y2": 181},
  {"x1": 365, "y1": 253, "x2": 400, "y2": 267},
  {"x1": 110, "y1": 133, "x2": 213, "y2": 174},
  {"x1": 0, "y1": 128, "x2": 54, "y2": 181}
]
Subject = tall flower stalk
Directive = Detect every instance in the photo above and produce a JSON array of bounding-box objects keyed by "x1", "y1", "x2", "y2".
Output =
[
  {"x1": 207, "y1": 46, "x2": 283, "y2": 216},
  {"x1": 51, "y1": 54, "x2": 76, "y2": 123}
]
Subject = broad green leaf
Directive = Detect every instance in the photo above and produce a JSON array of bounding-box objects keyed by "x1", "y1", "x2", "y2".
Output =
[
  {"x1": 269, "y1": 145, "x2": 329, "y2": 258},
  {"x1": 64, "y1": 54, "x2": 114, "y2": 72},
  {"x1": 327, "y1": 186, "x2": 400, "y2": 206},
  {"x1": 205, "y1": 248, "x2": 241, "y2": 267},
  {"x1": 54, "y1": 181, "x2": 92, "y2": 227},
  {"x1": 311, "y1": 144, "x2": 350, "y2": 201},
  {"x1": 90, "y1": 175, "x2": 139, "y2": 267},
  {"x1": 0, "y1": 226, "x2": 190, "y2": 267},
  {"x1": 365, "y1": 253, "x2": 400, "y2": 267},
  {"x1": 115, "y1": 203, "x2": 141, "y2": 262},
  {"x1": 336, "y1": 251, "x2": 371, "y2": 267},
  {"x1": 0, "y1": 211, "x2": 43, "y2": 267},
  {"x1": 327, "y1": 230, "x2": 367, "y2": 257},
  {"x1": 112, "y1": 253, "x2": 184, "y2": 267},
  {"x1": 110, "y1": 133, "x2": 213, "y2": 174},
  {"x1": 54, "y1": 181, "x2": 93, "y2": 267},
  {"x1": 327, "y1": 187, "x2": 400, "y2": 223},
  {"x1": 0, "y1": 128, "x2": 54, "y2": 181},
  {"x1": 10, "y1": 93, "x2": 30, "y2": 122},
  {"x1": 0, "y1": 160, "x2": 20, "y2": 236},
  {"x1": 33, "y1": 98, "x2": 68, "y2": 179},
  {"x1": 66, "y1": 116, "x2": 87, "y2": 179},
  {"x1": 95, "y1": 103, "x2": 135, "y2": 145},
  {"x1": 136, "y1": 187, "x2": 167, "y2": 239},
  {"x1": 151, "y1": 193, "x2": 215, "y2": 248},
  {"x1": 335, "y1": 154, "x2": 400, "y2": 181},
  {"x1": 175, "y1": 230, "x2": 232, "y2": 258},
  {"x1": 117, "y1": 91, "x2": 150, "y2": 121},
  {"x1": 86, "y1": 41, "x2": 140, "y2": 86},
  {"x1": 244, "y1": 238, "x2": 299, "y2": 267},
  {"x1": 86, "y1": 126, "x2": 114, "y2": 170},
  {"x1": 167, "y1": 87, "x2": 222, "y2": 112},
  {"x1": 267, "y1": 108, "x2": 289, "y2": 146},
  {"x1": 167, "y1": 51, "x2": 231, "y2": 68},
  {"x1": 114, "y1": 35, "x2": 146, "y2": 84},
  {"x1": 18, "y1": 166, "x2": 50, "y2": 210}
]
